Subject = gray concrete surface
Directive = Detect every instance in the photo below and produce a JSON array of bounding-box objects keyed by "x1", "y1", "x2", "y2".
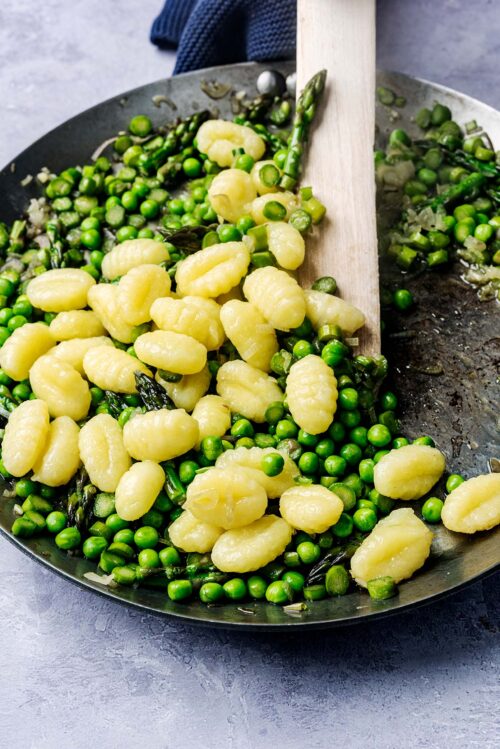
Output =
[{"x1": 0, "y1": 1, "x2": 499, "y2": 748}]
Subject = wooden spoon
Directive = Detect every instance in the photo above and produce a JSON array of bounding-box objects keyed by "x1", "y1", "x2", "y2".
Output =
[{"x1": 297, "y1": 0, "x2": 380, "y2": 354}]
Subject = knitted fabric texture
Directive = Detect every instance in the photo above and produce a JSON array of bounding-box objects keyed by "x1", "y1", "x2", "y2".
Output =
[{"x1": 151, "y1": 0, "x2": 296, "y2": 74}]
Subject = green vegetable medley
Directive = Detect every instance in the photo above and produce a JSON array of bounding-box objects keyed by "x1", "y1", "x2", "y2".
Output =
[{"x1": 0, "y1": 71, "x2": 498, "y2": 613}]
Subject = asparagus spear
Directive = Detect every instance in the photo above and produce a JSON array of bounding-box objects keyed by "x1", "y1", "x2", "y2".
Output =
[
  {"x1": 306, "y1": 542, "x2": 359, "y2": 586},
  {"x1": 104, "y1": 390, "x2": 127, "y2": 418},
  {"x1": 134, "y1": 372, "x2": 174, "y2": 410},
  {"x1": 47, "y1": 222, "x2": 65, "y2": 269},
  {"x1": 163, "y1": 463, "x2": 186, "y2": 504},
  {"x1": 139, "y1": 110, "x2": 211, "y2": 176},
  {"x1": 66, "y1": 468, "x2": 97, "y2": 530},
  {"x1": 279, "y1": 69, "x2": 327, "y2": 190},
  {"x1": 429, "y1": 171, "x2": 485, "y2": 209}
]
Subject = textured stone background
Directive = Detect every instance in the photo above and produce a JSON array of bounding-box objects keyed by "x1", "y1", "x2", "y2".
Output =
[{"x1": 0, "y1": 1, "x2": 498, "y2": 748}]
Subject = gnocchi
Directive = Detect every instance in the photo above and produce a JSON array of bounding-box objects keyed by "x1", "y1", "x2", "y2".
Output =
[
  {"x1": 175, "y1": 242, "x2": 250, "y2": 299},
  {"x1": 0, "y1": 322, "x2": 55, "y2": 381},
  {"x1": 49, "y1": 310, "x2": 106, "y2": 340},
  {"x1": 157, "y1": 366, "x2": 211, "y2": 412},
  {"x1": 26, "y1": 268, "x2": 95, "y2": 312},
  {"x1": 207, "y1": 168, "x2": 257, "y2": 223},
  {"x1": 286, "y1": 355, "x2": 338, "y2": 434},
  {"x1": 350, "y1": 508, "x2": 433, "y2": 587},
  {"x1": 48, "y1": 337, "x2": 113, "y2": 375},
  {"x1": 191, "y1": 395, "x2": 231, "y2": 445},
  {"x1": 211, "y1": 515, "x2": 293, "y2": 573},
  {"x1": 304, "y1": 289, "x2": 366, "y2": 336},
  {"x1": 134, "y1": 330, "x2": 207, "y2": 374},
  {"x1": 79, "y1": 414, "x2": 131, "y2": 492},
  {"x1": 216, "y1": 360, "x2": 283, "y2": 423},
  {"x1": 265, "y1": 221, "x2": 305, "y2": 270},
  {"x1": 117, "y1": 264, "x2": 171, "y2": 325},
  {"x1": 87, "y1": 283, "x2": 137, "y2": 343},
  {"x1": 196, "y1": 119, "x2": 266, "y2": 167},
  {"x1": 31, "y1": 416, "x2": 81, "y2": 487},
  {"x1": 101, "y1": 238, "x2": 170, "y2": 281},
  {"x1": 83, "y1": 345, "x2": 151, "y2": 393},
  {"x1": 250, "y1": 191, "x2": 299, "y2": 224},
  {"x1": 150, "y1": 296, "x2": 224, "y2": 351},
  {"x1": 219, "y1": 300, "x2": 278, "y2": 371},
  {"x1": 185, "y1": 467, "x2": 268, "y2": 529},
  {"x1": 1, "y1": 399, "x2": 49, "y2": 477},
  {"x1": 374, "y1": 444, "x2": 446, "y2": 500},
  {"x1": 168, "y1": 509, "x2": 223, "y2": 553},
  {"x1": 123, "y1": 408, "x2": 199, "y2": 462},
  {"x1": 216, "y1": 446, "x2": 299, "y2": 499},
  {"x1": 115, "y1": 461, "x2": 165, "y2": 522},
  {"x1": 243, "y1": 266, "x2": 306, "y2": 331},
  {"x1": 279, "y1": 485, "x2": 344, "y2": 534},
  {"x1": 30, "y1": 355, "x2": 91, "y2": 420},
  {"x1": 251, "y1": 160, "x2": 282, "y2": 196},
  {"x1": 441, "y1": 473, "x2": 500, "y2": 533}
]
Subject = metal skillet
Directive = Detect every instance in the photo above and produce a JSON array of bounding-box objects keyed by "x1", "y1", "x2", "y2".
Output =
[{"x1": 0, "y1": 62, "x2": 498, "y2": 630}]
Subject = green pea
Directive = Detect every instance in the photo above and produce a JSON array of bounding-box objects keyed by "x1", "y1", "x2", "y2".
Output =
[
  {"x1": 261, "y1": 453, "x2": 284, "y2": 477},
  {"x1": 247, "y1": 575, "x2": 267, "y2": 599},
  {"x1": 329, "y1": 483, "x2": 356, "y2": 511},
  {"x1": 159, "y1": 546, "x2": 182, "y2": 567},
  {"x1": 15, "y1": 478, "x2": 37, "y2": 498},
  {"x1": 282, "y1": 571, "x2": 305, "y2": 593},
  {"x1": 140, "y1": 510, "x2": 164, "y2": 529},
  {"x1": 324, "y1": 455, "x2": 346, "y2": 477},
  {"x1": 254, "y1": 433, "x2": 276, "y2": 449},
  {"x1": 297, "y1": 429, "x2": 318, "y2": 447},
  {"x1": 275, "y1": 420, "x2": 298, "y2": 440},
  {"x1": 178, "y1": 460, "x2": 199, "y2": 485},
  {"x1": 292, "y1": 339, "x2": 314, "y2": 359},
  {"x1": 367, "y1": 424, "x2": 392, "y2": 447},
  {"x1": 328, "y1": 422, "x2": 346, "y2": 443},
  {"x1": 199, "y1": 582, "x2": 225, "y2": 603},
  {"x1": 392, "y1": 437, "x2": 409, "y2": 449},
  {"x1": 325, "y1": 565, "x2": 349, "y2": 596},
  {"x1": 349, "y1": 426, "x2": 368, "y2": 448},
  {"x1": 134, "y1": 526, "x2": 159, "y2": 550},
  {"x1": 332, "y1": 512, "x2": 354, "y2": 538},
  {"x1": 116, "y1": 225, "x2": 138, "y2": 243},
  {"x1": 183, "y1": 157, "x2": 202, "y2": 177},
  {"x1": 296, "y1": 541, "x2": 321, "y2": 565},
  {"x1": 217, "y1": 224, "x2": 242, "y2": 243},
  {"x1": 139, "y1": 199, "x2": 160, "y2": 219},
  {"x1": 446, "y1": 474, "x2": 464, "y2": 492},
  {"x1": 321, "y1": 339, "x2": 347, "y2": 367},
  {"x1": 236, "y1": 215, "x2": 256, "y2": 234},
  {"x1": 358, "y1": 458, "x2": 375, "y2": 483},
  {"x1": 235, "y1": 437, "x2": 254, "y2": 449},
  {"x1": 201, "y1": 435, "x2": 224, "y2": 463},
  {"x1": 265, "y1": 580, "x2": 293, "y2": 604},
  {"x1": 223, "y1": 578, "x2": 247, "y2": 601},
  {"x1": 7, "y1": 315, "x2": 27, "y2": 332},
  {"x1": 233, "y1": 154, "x2": 254, "y2": 172},
  {"x1": 413, "y1": 435, "x2": 435, "y2": 447},
  {"x1": 374, "y1": 449, "x2": 390, "y2": 463},
  {"x1": 367, "y1": 576, "x2": 397, "y2": 600},
  {"x1": 137, "y1": 548, "x2": 160, "y2": 568},
  {"x1": 392, "y1": 288, "x2": 414, "y2": 311},
  {"x1": 113, "y1": 529, "x2": 134, "y2": 545},
  {"x1": 283, "y1": 551, "x2": 301, "y2": 568},
  {"x1": 231, "y1": 418, "x2": 254, "y2": 438},
  {"x1": 46, "y1": 511, "x2": 67, "y2": 534},
  {"x1": 129, "y1": 114, "x2": 153, "y2": 137},
  {"x1": 421, "y1": 497, "x2": 444, "y2": 523},
  {"x1": 0, "y1": 327, "x2": 10, "y2": 345},
  {"x1": 338, "y1": 387, "x2": 359, "y2": 411},
  {"x1": 315, "y1": 438, "x2": 334, "y2": 458},
  {"x1": 55, "y1": 526, "x2": 81, "y2": 550},
  {"x1": 12, "y1": 383, "x2": 31, "y2": 401},
  {"x1": 105, "y1": 513, "x2": 129, "y2": 533},
  {"x1": 353, "y1": 507, "x2": 377, "y2": 532},
  {"x1": 339, "y1": 410, "x2": 361, "y2": 429},
  {"x1": 298, "y1": 451, "x2": 319, "y2": 474},
  {"x1": 83, "y1": 536, "x2": 108, "y2": 560},
  {"x1": 339, "y1": 443, "x2": 362, "y2": 466}
]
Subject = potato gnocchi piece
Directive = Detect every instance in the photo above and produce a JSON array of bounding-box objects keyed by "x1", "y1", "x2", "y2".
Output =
[
  {"x1": 123, "y1": 408, "x2": 199, "y2": 462},
  {"x1": 196, "y1": 119, "x2": 266, "y2": 167},
  {"x1": 49, "y1": 310, "x2": 106, "y2": 340},
  {"x1": 134, "y1": 330, "x2": 207, "y2": 375},
  {"x1": 243, "y1": 267, "x2": 306, "y2": 331},
  {"x1": 251, "y1": 160, "x2": 282, "y2": 195},
  {"x1": 185, "y1": 467, "x2": 268, "y2": 529},
  {"x1": 279, "y1": 485, "x2": 344, "y2": 534},
  {"x1": 1, "y1": 399, "x2": 49, "y2": 477},
  {"x1": 48, "y1": 337, "x2": 113, "y2": 375},
  {"x1": 211, "y1": 515, "x2": 293, "y2": 573},
  {"x1": 117, "y1": 264, "x2": 171, "y2": 326},
  {"x1": 216, "y1": 446, "x2": 299, "y2": 499},
  {"x1": 350, "y1": 508, "x2": 433, "y2": 587},
  {"x1": 265, "y1": 221, "x2": 305, "y2": 270},
  {"x1": 0, "y1": 322, "x2": 55, "y2": 381},
  {"x1": 168, "y1": 509, "x2": 223, "y2": 553},
  {"x1": 304, "y1": 289, "x2": 366, "y2": 336},
  {"x1": 175, "y1": 242, "x2": 250, "y2": 299},
  {"x1": 30, "y1": 355, "x2": 91, "y2": 420},
  {"x1": 79, "y1": 414, "x2": 131, "y2": 492},
  {"x1": 441, "y1": 473, "x2": 500, "y2": 533},
  {"x1": 101, "y1": 238, "x2": 170, "y2": 281},
  {"x1": 31, "y1": 416, "x2": 80, "y2": 487},
  {"x1": 374, "y1": 444, "x2": 446, "y2": 500},
  {"x1": 191, "y1": 395, "x2": 231, "y2": 445},
  {"x1": 115, "y1": 461, "x2": 165, "y2": 522},
  {"x1": 286, "y1": 355, "x2": 338, "y2": 435},
  {"x1": 220, "y1": 300, "x2": 278, "y2": 372},
  {"x1": 216, "y1": 360, "x2": 283, "y2": 423},
  {"x1": 156, "y1": 366, "x2": 211, "y2": 412},
  {"x1": 83, "y1": 345, "x2": 151, "y2": 393},
  {"x1": 26, "y1": 268, "x2": 96, "y2": 312},
  {"x1": 87, "y1": 283, "x2": 137, "y2": 344},
  {"x1": 207, "y1": 168, "x2": 257, "y2": 223},
  {"x1": 150, "y1": 295, "x2": 224, "y2": 351},
  {"x1": 250, "y1": 191, "x2": 299, "y2": 224}
]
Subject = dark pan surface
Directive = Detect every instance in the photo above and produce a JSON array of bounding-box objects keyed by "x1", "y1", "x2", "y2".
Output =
[{"x1": 0, "y1": 62, "x2": 498, "y2": 629}]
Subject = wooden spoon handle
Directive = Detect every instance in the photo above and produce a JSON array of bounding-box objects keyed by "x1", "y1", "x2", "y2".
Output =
[{"x1": 297, "y1": 0, "x2": 380, "y2": 354}]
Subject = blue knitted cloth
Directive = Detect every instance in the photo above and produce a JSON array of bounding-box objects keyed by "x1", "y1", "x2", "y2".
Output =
[{"x1": 151, "y1": 0, "x2": 296, "y2": 74}]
